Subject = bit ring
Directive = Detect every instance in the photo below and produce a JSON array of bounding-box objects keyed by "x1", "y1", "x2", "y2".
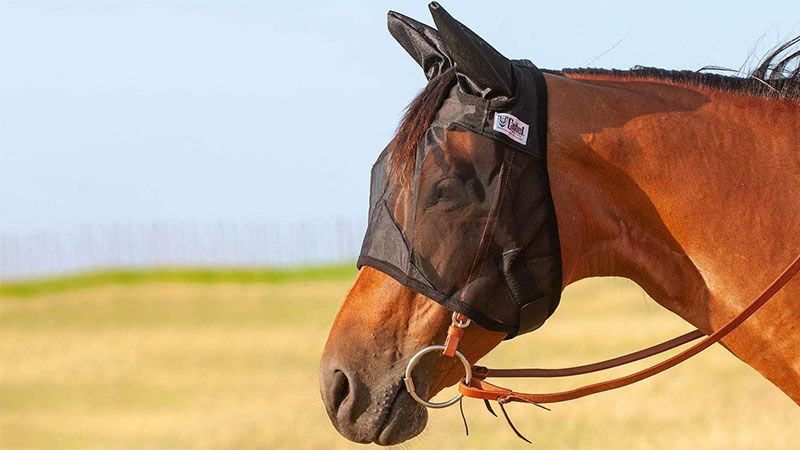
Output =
[{"x1": 403, "y1": 345, "x2": 472, "y2": 409}]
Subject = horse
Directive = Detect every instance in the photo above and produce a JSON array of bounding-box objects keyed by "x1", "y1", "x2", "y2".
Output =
[{"x1": 320, "y1": 3, "x2": 800, "y2": 445}]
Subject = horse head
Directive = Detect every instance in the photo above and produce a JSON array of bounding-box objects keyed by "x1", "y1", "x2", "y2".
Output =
[{"x1": 319, "y1": 3, "x2": 562, "y2": 444}]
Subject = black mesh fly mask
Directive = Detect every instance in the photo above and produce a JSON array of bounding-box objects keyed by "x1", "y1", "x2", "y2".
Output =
[{"x1": 358, "y1": 7, "x2": 562, "y2": 338}]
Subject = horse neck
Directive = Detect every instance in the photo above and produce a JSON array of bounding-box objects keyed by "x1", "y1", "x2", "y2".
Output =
[{"x1": 543, "y1": 72, "x2": 800, "y2": 403}]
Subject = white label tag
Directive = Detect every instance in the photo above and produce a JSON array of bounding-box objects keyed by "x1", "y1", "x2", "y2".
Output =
[{"x1": 493, "y1": 112, "x2": 529, "y2": 145}]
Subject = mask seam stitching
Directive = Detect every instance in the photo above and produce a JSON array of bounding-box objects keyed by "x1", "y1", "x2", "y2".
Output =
[{"x1": 460, "y1": 149, "x2": 515, "y2": 305}]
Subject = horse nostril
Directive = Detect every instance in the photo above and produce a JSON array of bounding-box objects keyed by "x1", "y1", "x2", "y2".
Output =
[{"x1": 330, "y1": 369, "x2": 351, "y2": 413}]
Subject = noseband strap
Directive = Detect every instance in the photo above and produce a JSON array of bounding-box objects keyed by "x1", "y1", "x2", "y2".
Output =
[{"x1": 455, "y1": 253, "x2": 800, "y2": 405}]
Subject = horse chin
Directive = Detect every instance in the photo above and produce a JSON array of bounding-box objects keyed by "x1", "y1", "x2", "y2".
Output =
[{"x1": 374, "y1": 388, "x2": 428, "y2": 445}]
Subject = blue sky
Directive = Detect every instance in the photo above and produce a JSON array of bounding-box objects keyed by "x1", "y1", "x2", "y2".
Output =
[{"x1": 1, "y1": 1, "x2": 797, "y2": 233}]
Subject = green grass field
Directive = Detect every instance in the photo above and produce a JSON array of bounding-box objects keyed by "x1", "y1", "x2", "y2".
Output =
[{"x1": 1, "y1": 267, "x2": 798, "y2": 449}]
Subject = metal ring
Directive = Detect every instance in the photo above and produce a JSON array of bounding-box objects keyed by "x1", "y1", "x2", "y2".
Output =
[
  {"x1": 403, "y1": 345, "x2": 472, "y2": 409},
  {"x1": 451, "y1": 311, "x2": 471, "y2": 328}
]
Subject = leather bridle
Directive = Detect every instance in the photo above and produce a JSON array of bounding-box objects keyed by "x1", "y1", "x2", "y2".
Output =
[{"x1": 404, "y1": 253, "x2": 800, "y2": 440}]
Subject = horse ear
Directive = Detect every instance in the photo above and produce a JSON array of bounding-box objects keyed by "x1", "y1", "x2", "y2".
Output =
[
  {"x1": 428, "y1": 2, "x2": 514, "y2": 99},
  {"x1": 388, "y1": 11, "x2": 452, "y2": 80}
]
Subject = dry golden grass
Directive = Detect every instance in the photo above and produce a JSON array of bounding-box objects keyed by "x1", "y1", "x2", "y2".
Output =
[{"x1": 1, "y1": 276, "x2": 798, "y2": 449}]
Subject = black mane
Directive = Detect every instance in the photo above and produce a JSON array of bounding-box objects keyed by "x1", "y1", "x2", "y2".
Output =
[{"x1": 559, "y1": 35, "x2": 800, "y2": 101}]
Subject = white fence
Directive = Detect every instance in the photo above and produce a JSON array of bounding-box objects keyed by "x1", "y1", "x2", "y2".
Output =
[{"x1": 0, "y1": 218, "x2": 365, "y2": 281}]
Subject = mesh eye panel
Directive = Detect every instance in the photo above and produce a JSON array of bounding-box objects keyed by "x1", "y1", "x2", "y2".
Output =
[{"x1": 358, "y1": 61, "x2": 561, "y2": 338}]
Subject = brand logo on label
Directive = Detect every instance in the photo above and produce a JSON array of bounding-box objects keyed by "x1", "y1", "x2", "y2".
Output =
[{"x1": 493, "y1": 112, "x2": 529, "y2": 145}]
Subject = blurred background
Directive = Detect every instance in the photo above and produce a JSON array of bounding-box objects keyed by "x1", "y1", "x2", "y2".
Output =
[{"x1": 1, "y1": 1, "x2": 798, "y2": 449}]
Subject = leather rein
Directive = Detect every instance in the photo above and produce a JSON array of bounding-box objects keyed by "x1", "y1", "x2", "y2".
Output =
[{"x1": 404, "y1": 253, "x2": 800, "y2": 418}]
